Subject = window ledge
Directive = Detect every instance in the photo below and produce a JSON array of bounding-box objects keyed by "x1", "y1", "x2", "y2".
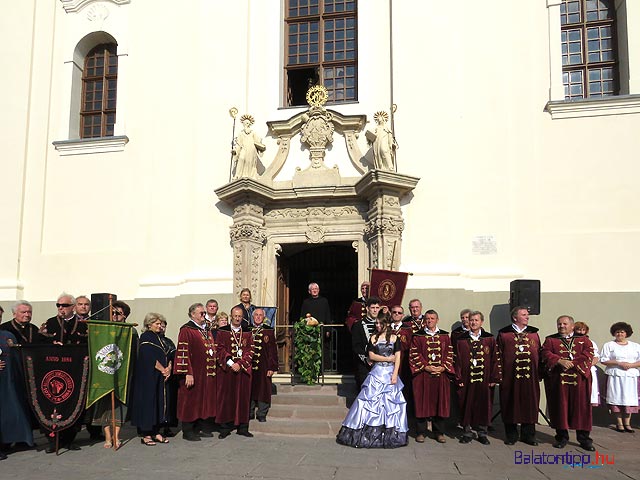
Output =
[
  {"x1": 545, "y1": 95, "x2": 640, "y2": 119},
  {"x1": 53, "y1": 136, "x2": 129, "y2": 155}
]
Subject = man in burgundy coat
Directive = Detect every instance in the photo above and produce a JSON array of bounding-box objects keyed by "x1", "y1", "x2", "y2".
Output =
[
  {"x1": 249, "y1": 308, "x2": 278, "y2": 422},
  {"x1": 410, "y1": 309, "x2": 454, "y2": 444},
  {"x1": 541, "y1": 314, "x2": 595, "y2": 451},
  {"x1": 175, "y1": 303, "x2": 217, "y2": 441},
  {"x1": 497, "y1": 306, "x2": 541, "y2": 446},
  {"x1": 216, "y1": 306, "x2": 254, "y2": 438},
  {"x1": 454, "y1": 311, "x2": 502, "y2": 445}
]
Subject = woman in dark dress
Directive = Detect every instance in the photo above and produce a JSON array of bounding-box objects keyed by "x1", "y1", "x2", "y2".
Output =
[
  {"x1": 0, "y1": 330, "x2": 34, "y2": 458},
  {"x1": 131, "y1": 313, "x2": 171, "y2": 445},
  {"x1": 159, "y1": 317, "x2": 178, "y2": 437}
]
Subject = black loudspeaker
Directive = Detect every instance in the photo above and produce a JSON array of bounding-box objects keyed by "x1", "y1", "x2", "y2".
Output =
[
  {"x1": 509, "y1": 280, "x2": 540, "y2": 315},
  {"x1": 90, "y1": 293, "x2": 117, "y2": 320}
]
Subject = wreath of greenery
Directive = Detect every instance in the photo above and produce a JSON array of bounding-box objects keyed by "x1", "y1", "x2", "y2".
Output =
[{"x1": 293, "y1": 317, "x2": 321, "y2": 385}]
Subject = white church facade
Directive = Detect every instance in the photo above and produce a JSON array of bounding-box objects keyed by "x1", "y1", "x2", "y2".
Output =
[{"x1": 2, "y1": 0, "x2": 640, "y2": 350}]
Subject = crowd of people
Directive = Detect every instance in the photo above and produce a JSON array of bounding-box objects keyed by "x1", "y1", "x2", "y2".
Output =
[
  {"x1": 1, "y1": 287, "x2": 639, "y2": 459},
  {"x1": 0, "y1": 290, "x2": 278, "y2": 459},
  {"x1": 337, "y1": 284, "x2": 640, "y2": 449}
]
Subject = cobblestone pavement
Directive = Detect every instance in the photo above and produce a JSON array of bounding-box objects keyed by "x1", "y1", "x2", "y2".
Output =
[{"x1": 1, "y1": 424, "x2": 638, "y2": 480}]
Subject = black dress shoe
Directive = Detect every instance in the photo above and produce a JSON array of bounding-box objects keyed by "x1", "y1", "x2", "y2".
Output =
[
  {"x1": 237, "y1": 431, "x2": 254, "y2": 438},
  {"x1": 67, "y1": 443, "x2": 81, "y2": 451},
  {"x1": 504, "y1": 439, "x2": 516, "y2": 445},
  {"x1": 218, "y1": 431, "x2": 231, "y2": 439},
  {"x1": 458, "y1": 437, "x2": 472, "y2": 444},
  {"x1": 553, "y1": 441, "x2": 567, "y2": 449},
  {"x1": 45, "y1": 446, "x2": 56, "y2": 454},
  {"x1": 249, "y1": 414, "x2": 255, "y2": 420},
  {"x1": 0, "y1": 451, "x2": 7, "y2": 460},
  {"x1": 522, "y1": 439, "x2": 539, "y2": 446},
  {"x1": 183, "y1": 432, "x2": 201, "y2": 442},
  {"x1": 477, "y1": 437, "x2": 490, "y2": 445},
  {"x1": 198, "y1": 431, "x2": 214, "y2": 438},
  {"x1": 257, "y1": 417, "x2": 266, "y2": 423},
  {"x1": 580, "y1": 444, "x2": 596, "y2": 452}
]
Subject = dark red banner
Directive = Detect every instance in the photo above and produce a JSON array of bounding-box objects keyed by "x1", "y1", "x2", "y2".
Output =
[
  {"x1": 369, "y1": 269, "x2": 409, "y2": 308},
  {"x1": 19, "y1": 344, "x2": 89, "y2": 434}
]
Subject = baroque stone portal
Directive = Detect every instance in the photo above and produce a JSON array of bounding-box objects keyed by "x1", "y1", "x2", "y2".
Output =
[{"x1": 215, "y1": 90, "x2": 419, "y2": 304}]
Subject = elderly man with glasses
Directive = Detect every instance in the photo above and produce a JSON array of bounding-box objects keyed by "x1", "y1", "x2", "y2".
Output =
[{"x1": 40, "y1": 293, "x2": 88, "y2": 345}]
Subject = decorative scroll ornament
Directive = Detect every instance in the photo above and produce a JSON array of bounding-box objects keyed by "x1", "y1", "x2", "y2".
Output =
[
  {"x1": 306, "y1": 85, "x2": 329, "y2": 107},
  {"x1": 60, "y1": 0, "x2": 129, "y2": 14},
  {"x1": 305, "y1": 226, "x2": 326, "y2": 244},
  {"x1": 230, "y1": 223, "x2": 266, "y2": 244}
]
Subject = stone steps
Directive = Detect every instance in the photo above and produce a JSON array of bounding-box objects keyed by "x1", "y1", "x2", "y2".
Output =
[{"x1": 250, "y1": 383, "x2": 356, "y2": 437}]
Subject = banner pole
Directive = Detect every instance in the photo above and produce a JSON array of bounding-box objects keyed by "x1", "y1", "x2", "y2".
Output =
[
  {"x1": 110, "y1": 391, "x2": 116, "y2": 450},
  {"x1": 55, "y1": 431, "x2": 59, "y2": 455}
]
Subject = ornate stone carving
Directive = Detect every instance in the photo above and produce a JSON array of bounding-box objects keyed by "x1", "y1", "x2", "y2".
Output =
[
  {"x1": 250, "y1": 245, "x2": 262, "y2": 293},
  {"x1": 352, "y1": 241, "x2": 359, "y2": 253},
  {"x1": 86, "y1": 3, "x2": 109, "y2": 21},
  {"x1": 384, "y1": 196, "x2": 400, "y2": 207},
  {"x1": 366, "y1": 110, "x2": 397, "y2": 172},
  {"x1": 230, "y1": 223, "x2": 266, "y2": 244},
  {"x1": 300, "y1": 108, "x2": 334, "y2": 167},
  {"x1": 234, "y1": 204, "x2": 263, "y2": 216},
  {"x1": 305, "y1": 226, "x2": 326, "y2": 244},
  {"x1": 364, "y1": 217, "x2": 405, "y2": 237},
  {"x1": 233, "y1": 246, "x2": 243, "y2": 293},
  {"x1": 232, "y1": 114, "x2": 265, "y2": 180},
  {"x1": 60, "y1": 0, "x2": 129, "y2": 14},
  {"x1": 265, "y1": 206, "x2": 360, "y2": 219}
]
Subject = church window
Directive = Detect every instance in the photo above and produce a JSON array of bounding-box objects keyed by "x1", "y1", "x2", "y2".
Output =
[
  {"x1": 81, "y1": 43, "x2": 118, "y2": 138},
  {"x1": 285, "y1": 0, "x2": 357, "y2": 106},
  {"x1": 561, "y1": 0, "x2": 618, "y2": 100}
]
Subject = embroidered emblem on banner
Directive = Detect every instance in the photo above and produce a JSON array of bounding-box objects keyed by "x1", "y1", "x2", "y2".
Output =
[
  {"x1": 41, "y1": 370, "x2": 74, "y2": 404},
  {"x1": 377, "y1": 280, "x2": 396, "y2": 302},
  {"x1": 95, "y1": 344, "x2": 123, "y2": 374}
]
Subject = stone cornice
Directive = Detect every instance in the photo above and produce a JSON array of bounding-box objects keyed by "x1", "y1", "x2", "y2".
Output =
[
  {"x1": 545, "y1": 94, "x2": 640, "y2": 119},
  {"x1": 60, "y1": 0, "x2": 130, "y2": 13},
  {"x1": 354, "y1": 170, "x2": 420, "y2": 199},
  {"x1": 53, "y1": 135, "x2": 129, "y2": 155}
]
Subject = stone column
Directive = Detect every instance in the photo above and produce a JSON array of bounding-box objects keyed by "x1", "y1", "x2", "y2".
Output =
[
  {"x1": 230, "y1": 202, "x2": 266, "y2": 300},
  {"x1": 355, "y1": 171, "x2": 420, "y2": 271}
]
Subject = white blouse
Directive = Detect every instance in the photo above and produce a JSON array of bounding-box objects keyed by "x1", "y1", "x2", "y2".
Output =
[{"x1": 600, "y1": 341, "x2": 640, "y2": 378}]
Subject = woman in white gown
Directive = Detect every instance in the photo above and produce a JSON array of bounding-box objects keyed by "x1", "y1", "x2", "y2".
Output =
[
  {"x1": 336, "y1": 314, "x2": 408, "y2": 448},
  {"x1": 600, "y1": 322, "x2": 640, "y2": 433}
]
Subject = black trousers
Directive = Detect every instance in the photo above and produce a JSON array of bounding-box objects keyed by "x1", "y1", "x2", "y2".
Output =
[
  {"x1": 416, "y1": 416, "x2": 446, "y2": 435},
  {"x1": 555, "y1": 429, "x2": 592, "y2": 446},
  {"x1": 504, "y1": 422, "x2": 536, "y2": 443}
]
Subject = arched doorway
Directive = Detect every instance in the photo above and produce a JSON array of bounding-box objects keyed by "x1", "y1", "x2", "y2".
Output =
[{"x1": 276, "y1": 243, "x2": 357, "y2": 374}]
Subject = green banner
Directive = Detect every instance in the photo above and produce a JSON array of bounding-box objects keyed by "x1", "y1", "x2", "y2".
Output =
[{"x1": 86, "y1": 321, "x2": 134, "y2": 408}]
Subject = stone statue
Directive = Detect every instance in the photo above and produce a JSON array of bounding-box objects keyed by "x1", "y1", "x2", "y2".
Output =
[
  {"x1": 232, "y1": 114, "x2": 266, "y2": 180},
  {"x1": 367, "y1": 111, "x2": 397, "y2": 171}
]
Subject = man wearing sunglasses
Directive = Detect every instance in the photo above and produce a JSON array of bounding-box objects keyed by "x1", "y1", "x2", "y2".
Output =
[{"x1": 40, "y1": 293, "x2": 87, "y2": 345}]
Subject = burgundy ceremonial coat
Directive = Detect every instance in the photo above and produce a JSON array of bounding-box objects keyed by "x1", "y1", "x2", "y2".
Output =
[
  {"x1": 250, "y1": 325, "x2": 278, "y2": 403},
  {"x1": 345, "y1": 298, "x2": 366, "y2": 332},
  {"x1": 541, "y1": 333, "x2": 593, "y2": 431},
  {"x1": 454, "y1": 331, "x2": 502, "y2": 426},
  {"x1": 216, "y1": 325, "x2": 254, "y2": 425},
  {"x1": 40, "y1": 315, "x2": 88, "y2": 344},
  {"x1": 450, "y1": 326, "x2": 468, "y2": 354},
  {"x1": 409, "y1": 329, "x2": 454, "y2": 418},
  {"x1": 174, "y1": 322, "x2": 217, "y2": 423},
  {"x1": 496, "y1": 325, "x2": 541, "y2": 424}
]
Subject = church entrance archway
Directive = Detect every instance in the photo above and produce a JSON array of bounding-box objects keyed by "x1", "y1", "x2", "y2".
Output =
[{"x1": 276, "y1": 242, "x2": 357, "y2": 374}]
